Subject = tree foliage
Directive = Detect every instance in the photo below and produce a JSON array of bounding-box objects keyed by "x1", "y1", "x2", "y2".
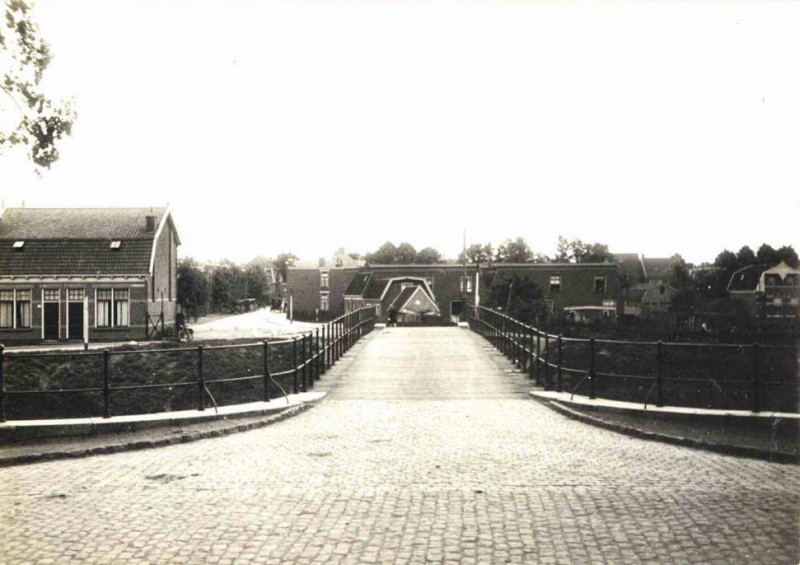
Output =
[
  {"x1": 273, "y1": 252, "x2": 297, "y2": 282},
  {"x1": 1, "y1": 0, "x2": 76, "y2": 168},
  {"x1": 177, "y1": 258, "x2": 209, "y2": 320},
  {"x1": 365, "y1": 241, "x2": 398, "y2": 264},
  {"x1": 415, "y1": 246, "x2": 442, "y2": 264},
  {"x1": 486, "y1": 272, "x2": 546, "y2": 324},
  {"x1": 395, "y1": 242, "x2": 417, "y2": 264},
  {"x1": 555, "y1": 236, "x2": 613, "y2": 263},
  {"x1": 495, "y1": 237, "x2": 532, "y2": 263}
]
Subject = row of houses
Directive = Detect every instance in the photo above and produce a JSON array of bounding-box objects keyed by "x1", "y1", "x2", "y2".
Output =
[
  {"x1": 2, "y1": 206, "x2": 797, "y2": 342},
  {"x1": 286, "y1": 252, "x2": 623, "y2": 324}
]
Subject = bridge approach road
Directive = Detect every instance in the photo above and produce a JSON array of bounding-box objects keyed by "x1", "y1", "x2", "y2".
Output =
[{"x1": 1, "y1": 326, "x2": 798, "y2": 564}]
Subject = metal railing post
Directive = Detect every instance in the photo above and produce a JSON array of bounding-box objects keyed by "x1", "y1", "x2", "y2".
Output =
[
  {"x1": 535, "y1": 331, "x2": 541, "y2": 384},
  {"x1": 301, "y1": 332, "x2": 308, "y2": 392},
  {"x1": 528, "y1": 331, "x2": 535, "y2": 380},
  {"x1": 103, "y1": 350, "x2": 111, "y2": 418},
  {"x1": 656, "y1": 341, "x2": 663, "y2": 407},
  {"x1": 197, "y1": 345, "x2": 206, "y2": 411},
  {"x1": 589, "y1": 338, "x2": 596, "y2": 399},
  {"x1": 557, "y1": 335, "x2": 563, "y2": 392},
  {"x1": 0, "y1": 344, "x2": 5, "y2": 422},
  {"x1": 263, "y1": 340, "x2": 271, "y2": 402},
  {"x1": 315, "y1": 328, "x2": 321, "y2": 380},
  {"x1": 292, "y1": 337, "x2": 299, "y2": 394},
  {"x1": 544, "y1": 333, "x2": 550, "y2": 390},
  {"x1": 752, "y1": 342, "x2": 760, "y2": 413}
]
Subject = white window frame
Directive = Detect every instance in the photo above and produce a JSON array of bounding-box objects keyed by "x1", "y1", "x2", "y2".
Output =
[
  {"x1": 41, "y1": 287, "x2": 61, "y2": 340},
  {"x1": 460, "y1": 276, "x2": 473, "y2": 293},
  {"x1": 95, "y1": 288, "x2": 130, "y2": 329},
  {"x1": 320, "y1": 290, "x2": 330, "y2": 312},
  {"x1": 550, "y1": 275, "x2": 562, "y2": 292},
  {"x1": 320, "y1": 270, "x2": 330, "y2": 288}
]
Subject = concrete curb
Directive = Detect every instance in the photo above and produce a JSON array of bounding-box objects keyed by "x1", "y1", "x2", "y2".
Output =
[
  {"x1": 0, "y1": 401, "x2": 318, "y2": 468},
  {"x1": 530, "y1": 393, "x2": 799, "y2": 465}
]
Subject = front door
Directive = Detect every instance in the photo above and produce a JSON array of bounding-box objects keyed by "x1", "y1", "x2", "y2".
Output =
[
  {"x1": 450, "y1": 300, "x2": 463, "y2": 324},
  {"x1": 44, "y1": 303, "x2": 59, "y2": 340},
  {"x1": 68, "y1": 302, "x2": 83, "y2": 340}
]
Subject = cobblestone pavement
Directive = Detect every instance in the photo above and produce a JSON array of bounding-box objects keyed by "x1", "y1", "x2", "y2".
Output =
[{"x1": 1, "y1": 327, "x2": 799, "y2": 564}]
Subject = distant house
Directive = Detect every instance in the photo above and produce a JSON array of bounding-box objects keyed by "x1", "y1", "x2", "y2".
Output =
[
  {"x1": 344, "y1": 275, "x2": 439, "y2": 324},
  {"x1": 286, "y1": 248, "x2": 364, "y2": 320},
  {"x1": 728, "y1": 261, "x2": 800, "y2": 319},
  {"x1": 614, "y1": 253, "x2": 681, "y2": 318},
  {"x1": 288, "y1": 255, "x2": 622, "y2": 325},
  {"x1": 0, "y1": 207, "x2": 180, "y2": 343}
]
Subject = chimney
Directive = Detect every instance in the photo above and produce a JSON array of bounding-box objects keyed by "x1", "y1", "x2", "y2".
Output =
[{"x1": 145, "y1": 215, "x2": 156, "y2": 233}]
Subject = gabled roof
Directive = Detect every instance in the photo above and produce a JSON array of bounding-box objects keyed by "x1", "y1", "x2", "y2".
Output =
[
  {"x1": 727, "y1": 265, "x2": 760, "y2": 292},
  {"x1": 394, "y1": 286, "x2": 440, "y2": 315},
  {"x1": 345, "y1": 272, "x2": 372, "y2": 296},
  {"x1": 612, "y1": 253, "x2": 646, "y2": 281},
  {"x1": 363, "y1": 278, "x2": 391, "y2": 300},
  {"x1": 642, "y1": 256, "x2": 677, "y2": 281},
  {"x1": 0, "y1": 207, "x2": 179, "y2": 277},
  {"x1": 0, "y1": 239, "x2": 154, "y2": 275},
  {"x1": 0, "y1": 207, "x2": 176, "y2": 242}
]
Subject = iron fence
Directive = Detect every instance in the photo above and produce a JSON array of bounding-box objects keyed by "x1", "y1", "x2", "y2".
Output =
[
  {"x1": 0, "y1": 306, "x2": 377, "y2": 422},
  {"x1": 468, "y1": 306, "x2": 798, "y2": 413}
]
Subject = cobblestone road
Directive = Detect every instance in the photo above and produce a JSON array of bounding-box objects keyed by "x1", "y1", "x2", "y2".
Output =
[{"x1": 1, "y1": 327, "x2": 799, "y2": 564}]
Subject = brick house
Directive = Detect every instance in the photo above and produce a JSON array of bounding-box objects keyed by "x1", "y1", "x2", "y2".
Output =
[
  {"x1": 0, "y1": 207, "x2": 180, "y2": 344},
  {"x1": 728, "y1": 261, "x2": 800, "y2": 319},
  {"x1": 289, "y1": 257, "x2": 622, "y2": 325}
]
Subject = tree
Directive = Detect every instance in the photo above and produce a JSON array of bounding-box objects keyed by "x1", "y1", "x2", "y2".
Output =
[
  {"x1": 211, "y1": 262, "x2": 245, "y2": 312},
  {"x1": 365, "y1": 241, "x2": 398, "y2": 264},
  {"x1": 245, "y1": 265, "x2": 271, "y2": 305},
  {"x1": 736, "y1": 246, "x2": 756, "y2": 267},
  {"x1": 177, "y1": 258, "x2": 209, "y2": 320},
  {"x1": 458, "y1": 243, "x2": 492, "y2": 265},
  {"x1": 495, "y1": 237, "x2": 532, "y2": 263},
  {"x1": 273, "y1": 252, "x2": 297, "y2": 282},
  {"x1": 395, "y1": 242, "x2": 417, "y2": 264},
  {"x1": 756, "y1": 244, "x2": 778, "y2": 268},
  {"x1": 556, "y1": 236, "x2": 612, "y2": 263},
  {"x1": 486, "y1": 272, "x2": 546, "y2": 324},
  {"x1": 1, "y1": 0, "x2": 76, "y2": 169},
  {"x1": 416, "y1": 247, "x2": 442, "y2": 264},
  {"x1": 775, "y1": 245, "x2": 799, "y2": 268}
]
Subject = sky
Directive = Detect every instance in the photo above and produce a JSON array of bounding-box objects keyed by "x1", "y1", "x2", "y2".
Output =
[{"x1": 1, "y1": 0, "x2": 798, "y2": 266}]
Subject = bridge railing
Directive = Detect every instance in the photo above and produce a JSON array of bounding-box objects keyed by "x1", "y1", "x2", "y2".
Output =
[
  {"x1": 0, "y1": 306, "x2": 377, "y2": 422},
  {"x1": 467, "y1": 305, "x2": 798, "y2": 413}
]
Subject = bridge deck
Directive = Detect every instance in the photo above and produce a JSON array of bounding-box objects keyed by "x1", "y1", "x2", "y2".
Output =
[{"x1": 0, "y1": 327, "x2": 798, "y2": 564}]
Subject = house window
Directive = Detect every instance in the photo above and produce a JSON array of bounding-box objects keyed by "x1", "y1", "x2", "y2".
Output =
[
  {"x1": 12, "y1": 241, "x2": 24, "y2": 250},
  {"x1": 401, "y1": 282, "x2": 416, "y2": 290},
  {"x1": 320, "y1": 271, "x2": 329, "y2": 288},
  {"x1": 550, "y1": 275, "x2": 561, "y2": 292},
  {"x1": 603, "y1": 299, "x2": 616, "y2": 309},
  {"x1": 0, "y1": 291, "x2": 13, "y2": 328},
  {"x1": 110, "y1": 241, "x2": 121, "y2": 250},
  {"x1": 594, "y1": 275, "x2": 606, "y2": 293},
  {"x1": 16, "y1": 290, "x2": 31, "y2": 328},
  {"x1": 1, "y1": 290, "x2": 32, "y2": 329},
  {"x1": 97, "y1": 289, "x2": 129, "y2": 328},
  {"x1": 460, "y1": 276, "x2": 473, "y2": 293},
  {"x1": 320, "y1": 291, "x2": 329, "y2": 312},
  {"x1": 68, "y1": 289, "x2": 85, "y2": 301},
  {"x1": 43, "y1": 289, "x2": 60, "y2": 301},
  {"x1": 659, "y1": 285, "x2": 666, "y2": 295}
]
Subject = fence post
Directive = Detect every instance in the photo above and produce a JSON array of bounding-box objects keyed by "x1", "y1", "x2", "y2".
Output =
[
  {"x1": 589, "y1": 338, "x2": 596, "y2": 399},
  {"x1": 301, "y1": 332, "x2": 308, "y2": 392},
  {"x1": 0, "y1": 344, "x2": 4, "y2": 423},
  {"x1": 315, "y1": 328, "x2": 321, "y2": 380},
  {"x1": 557, "y1": 335, "x2": 563, "y2": 392},
  {"x1": 544, "y1": 333, "x2": 550, "y2": 390},
  {"x1": 656, "y1": 341, "x2": 663, "y2": 407},
  {"x1": 292, "y1": 337, "x2": 299, "y2": 394},
  {"x1": 197, "y1": 345, "x2": 206, "y2": 411},
  {"x1": 535, "y1": 331, "x2": 541, "y2": 385},
  {"x1": 752, "y1": 342, "x2": 760, "y2": 413},
  {"x1": 528, "y1": 331, "x2": 535, "y2": 380},
  {"x1": 325, "y1": 324, "x2": 331, "y2": 370},
  {"x1": 263, "y1": 340, "x2": 271, "y2": 402},
  {"x1": 103, "y1": 350, "x2": 111, "y2": 418}
]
